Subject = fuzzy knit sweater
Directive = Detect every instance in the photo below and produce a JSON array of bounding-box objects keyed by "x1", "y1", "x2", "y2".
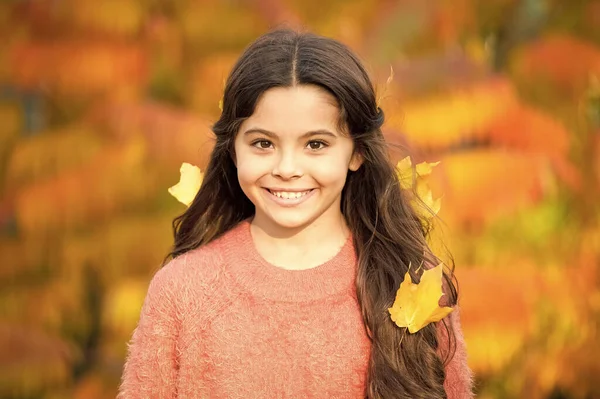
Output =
[{"x1": 118, "y1": 220, "x2": 474, "y2": 398}]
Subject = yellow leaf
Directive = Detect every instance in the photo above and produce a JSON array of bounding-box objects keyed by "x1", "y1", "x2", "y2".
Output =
[
  {"x1": 414, "y1": 181, "x2": 442, "y2": 217},
  {"x1": 415, "y1": 160, "x2": 441, "y2": 177},
  {"x1": 377, "y1": 65, "x2": 394, "y2": 108},
  {"x1": 396, "y1": 156, "x2": 441, "y2": 190},
  {"x1": 168, "y1": 163, "x2": 203, "y2": 206},
  {"x1": 388, "y1": 263, "x2": 453, "y2": 333},
  {"x1": 396, "y1": 157, "x2": 442, "y2": 218},
  {"x1": 396, "y1": 156, "x2": 413, "y2": 190}
]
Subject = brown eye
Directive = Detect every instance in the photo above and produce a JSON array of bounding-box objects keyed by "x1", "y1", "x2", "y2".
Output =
[
  {"x1": 253, "y1": 140, "x2": 272, "y2": 149},
  {"x1": 307, "y1": 140, "x2": 327, "y2": 150}
]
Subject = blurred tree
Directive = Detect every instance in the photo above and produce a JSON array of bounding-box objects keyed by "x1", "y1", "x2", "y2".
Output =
[{"x1": 0, "y1": 0, "x2": 599, "y2": 398}]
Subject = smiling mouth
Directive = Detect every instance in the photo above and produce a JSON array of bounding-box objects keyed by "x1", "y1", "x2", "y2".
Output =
[{"x1": 265, "y1": 188, "x2": 314, "y2": 199}]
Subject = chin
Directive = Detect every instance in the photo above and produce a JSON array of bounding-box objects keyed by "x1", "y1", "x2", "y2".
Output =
[
  {"x1": 260, "y1": 210, "x2": 318, "y2": 231},
  {"x1": 272, "y1": 215, "x2": 314, "y2": 230}
]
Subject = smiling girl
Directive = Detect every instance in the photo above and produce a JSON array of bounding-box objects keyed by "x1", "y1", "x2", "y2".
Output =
[{"x1": 118, "y1": 29, "x2": 474, "y2": 398}]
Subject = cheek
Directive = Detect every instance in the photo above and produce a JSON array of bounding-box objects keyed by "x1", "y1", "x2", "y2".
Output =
[
  {"x1": 235, "y1": 151, "x2": 269, "y2": 185},
  {"x1": 310, "y1": 156, "x2": 351, "y2": 187},
  {"x1": 236, "y1": 159, "x2": 255, "y2": 185}
]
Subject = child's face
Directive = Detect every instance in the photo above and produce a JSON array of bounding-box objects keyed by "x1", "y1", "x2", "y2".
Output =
[{"x1": 234, "y1": 85, "x2": 362, "y2": 233}]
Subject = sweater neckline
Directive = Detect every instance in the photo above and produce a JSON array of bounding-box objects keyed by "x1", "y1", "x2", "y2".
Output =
[{"x1": 223, "y1": 219, "x2": 357, "y2": 302}]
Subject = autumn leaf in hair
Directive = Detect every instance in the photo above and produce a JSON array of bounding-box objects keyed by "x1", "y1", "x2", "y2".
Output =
[
  {"x1": 388, "y1": 263, "x2": 453, "y2": 333},
  {"x1": 414, "y1": 182, "x2": 442, "y2": 218},
  {"x1": 168, "y1": 163, "x2": 203, "y2": 206},
  {"x1": 396, "y1": 156, "x2": 440, "y2": 189},
  {"x1": 396, "y1": 156, "x2": 442, "y2": 217},
  {"x1": 376, "y1": 65, "x2": 394, "y2": 109}
]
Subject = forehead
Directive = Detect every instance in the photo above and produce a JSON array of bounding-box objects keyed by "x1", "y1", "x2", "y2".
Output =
[{"x1": 241, "y1": 85, "x2": 341, "y2": 134}]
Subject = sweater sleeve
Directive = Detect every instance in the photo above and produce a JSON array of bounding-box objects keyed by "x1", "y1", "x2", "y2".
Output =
[
  {"x1": 117, "y1": 262, "x2": 182, "y2": 399},
  {"x1": 437, "y1": 307, "x2": 475, "y2": 399}
]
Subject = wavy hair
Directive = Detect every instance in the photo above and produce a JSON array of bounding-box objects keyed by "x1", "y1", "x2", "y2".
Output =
[{"x1": 167, "y1": 29, "x2": 458, "y2": 398}]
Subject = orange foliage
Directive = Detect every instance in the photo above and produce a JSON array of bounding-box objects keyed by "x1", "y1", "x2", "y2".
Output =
[
  {"x1": 0, "y1": 102, "x2": 21, "y2": 143},
  {"x1": 585, "y1": 2, "x2": 600, "y2": 33},
  {"x1": 458, "y1": 265, "x2": 541, "y2": 332},
  {"x1": 68, "y1": 0, "x2": 145, "y2": 37},
  {"x1": 178, "y1": 1, "x2": 266, "y2": 48},
  {"x1": 90, "y1": 102, "x2": 215, "y2": 170},
  {"x1": 189, "y1": 54, "x2": 239, "y2": 115},
  {"x1": 0, "y1": 324, "x2": 74, "y2": 397},
  {"x1": 0, "y1": 239, "x2": 47, "y2": 282},
  {"x1": 17, "y1": 0, "x2": 145, "y2": 38},
  {"x1": 429, "y1": 150, "x2": 550, "y2": 225},
  {"x1": 430, "y1": 0, "x2": 474, "y2": 47},
  {"x1": 488, "y1": 105, "x2": 570, "y2": 160},
  {"x1": 457, "y1": 263, "x2": 542, "y2": 373},
  {"x1": 73, "y1": 373, "x2": 117, "y2": 399},
  {"x1": 386, "y1": 78, "x2": 518, "y2": 149},
  {"x1": 511, "y1": 34, "x2": 600, "y2": 98},
  {"x1": 102, "y1": 279, "x2": 149, "y2": 338},
  {"x1": 1, "y1": 1, "x2": 599, "y2": 397},
  {"x1": 2, "y1": 272, "x2": 89, "y2": 336},
  {"x1": 457, "y1": 230, "x2": 600, "y2": 385},
  {"x1": 8, "y1": 41, "x2": 148, "y2": 97},
  {"x1": 488, "y1": 104, "x2": 581, "y2": 190},
  {"x1": 59, "y1": 213, "x2": 174, "y2": 282},
  {"x1": 14, "y1": 137, "x2": 157, "y2": 235},
  {"x1": 6, "y1": 125, "x2": 105, "y2": 189}
]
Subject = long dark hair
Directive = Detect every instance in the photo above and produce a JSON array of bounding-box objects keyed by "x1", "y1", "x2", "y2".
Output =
[{"x1": 168, "y1": 29, "x2": 458, "y2": 398}]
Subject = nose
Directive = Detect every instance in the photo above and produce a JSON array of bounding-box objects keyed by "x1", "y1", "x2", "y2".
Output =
[{"x1": 272, "y1": 151, "x2": 303, "y2": 180}]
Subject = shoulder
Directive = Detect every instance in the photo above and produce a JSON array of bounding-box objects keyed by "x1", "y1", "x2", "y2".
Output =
[
  {"x1": 139, "y1": 243, "x2": 228, "y2": 326},
  {"x1": 156, "y1": 241, "x2": 226, "y2": 296},
  {"x1": 152, "y1": 225, "x2": 244, "y2": 301},
  {"x1": 146, "y1": 223, "x2": 247, "y2": 311}
]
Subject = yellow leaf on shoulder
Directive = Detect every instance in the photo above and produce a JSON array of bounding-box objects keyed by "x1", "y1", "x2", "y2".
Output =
[{"x1": 388, "y1": 263, "x2": 453, "y2": 333}]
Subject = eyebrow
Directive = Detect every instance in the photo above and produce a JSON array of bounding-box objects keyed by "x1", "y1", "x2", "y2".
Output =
[{"x1": 243, "y1": 128, "x2": 337, "y2": 139}]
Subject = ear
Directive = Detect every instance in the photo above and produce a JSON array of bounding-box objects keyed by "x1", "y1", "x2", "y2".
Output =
[{"x1": 349, "y1": 151, "x2": 363, "y2": 171}]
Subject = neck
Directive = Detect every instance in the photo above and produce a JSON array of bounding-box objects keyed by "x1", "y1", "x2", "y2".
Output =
[{"x1": 249, "y1": 213, "x2": 350, "y2": 270}]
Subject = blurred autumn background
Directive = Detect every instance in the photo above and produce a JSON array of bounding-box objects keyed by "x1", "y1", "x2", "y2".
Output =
[{"x1": 1, "y1": 0, "x2": 599, "y2": 398}]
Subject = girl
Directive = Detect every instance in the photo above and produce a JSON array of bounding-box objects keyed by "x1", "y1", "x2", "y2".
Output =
[{"x1": 118, "y1": 29, "x2": 474, "y2": 398}]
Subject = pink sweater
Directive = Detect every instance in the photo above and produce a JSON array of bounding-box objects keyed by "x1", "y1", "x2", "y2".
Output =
[{"x1": 118, "y1": 220, "x2": 474, "y2": 398}]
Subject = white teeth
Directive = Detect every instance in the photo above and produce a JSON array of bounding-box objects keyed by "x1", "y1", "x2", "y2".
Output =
[{"x1": 270, "y1": 190, "x2": 310, "y2": 199}]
